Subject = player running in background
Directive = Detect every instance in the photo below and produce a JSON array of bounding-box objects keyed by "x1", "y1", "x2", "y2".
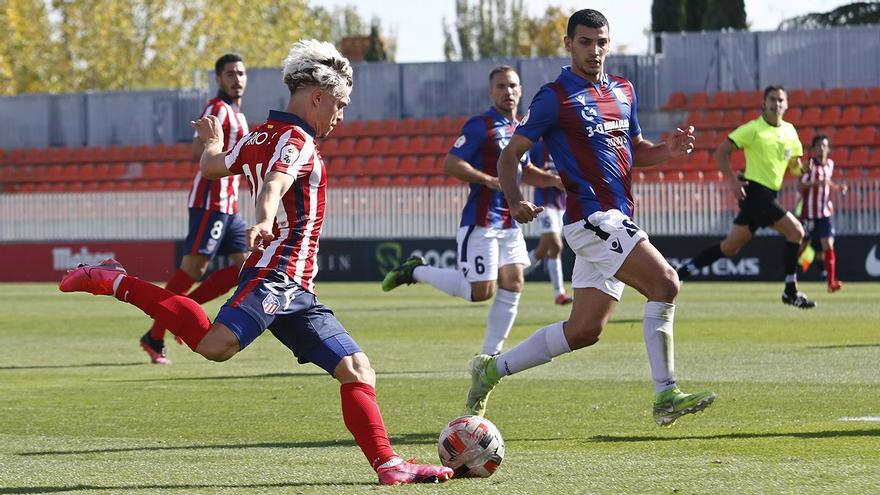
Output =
[
  {"x1": 676, "y1": 85, "x2": 814, "y2": 309},
  {"x1": 799, "y1": 134, "x2": 847, "y2": 292},
  {"x1": 60, "y1": 40, "x2": 452, "y2": 485},
  {"x1": 465, "y1": 9, "x2": 716, "y2": 426},
  {"x1": 139, "y1": 53, "x2": 251, "y2": 365},
  {"x1": 524, "y1": 139, "x2": 573, "y2": 305},
  {"x1": 381, "y1": 66, "x2": 562, "y2": 356}
]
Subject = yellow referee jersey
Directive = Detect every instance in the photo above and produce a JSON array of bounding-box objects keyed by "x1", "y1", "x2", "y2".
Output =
[{"x1": 728, "y1": 116, "x2": 803, "y2": 191}]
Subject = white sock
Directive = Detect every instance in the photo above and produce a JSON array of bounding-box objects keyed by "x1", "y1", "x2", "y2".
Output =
[
  {"x1": 547, "y1": 257, "x2": 564, "y2": 296},
  {"x1": 643, "y1": 301, "x2": 677, "y2": 393},
  {"x1": 413, "y1": 266, "x2": 472, "y2": 301},
  {"x1": 481, "y1": 289, "x2": 520, "y2": 355},
  {"x1": 494, "y1": 321, "x2": 570, "y2": 377}
]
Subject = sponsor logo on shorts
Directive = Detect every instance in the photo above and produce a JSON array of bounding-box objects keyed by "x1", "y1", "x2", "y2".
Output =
[
  {"x1": 262, "y1": 293, "x2": 281, "y2": 315},
  {"x1": 206, "y1": 238, "x2": 218, "y2": 253},
  {"x1": 609, "y1": 239, "x2": 623, "y2": 254}
]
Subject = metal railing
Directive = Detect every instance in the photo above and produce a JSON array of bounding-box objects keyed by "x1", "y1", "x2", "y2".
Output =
[{"x1": 2, "y1": 179, "x2": 878, "y2": 241}]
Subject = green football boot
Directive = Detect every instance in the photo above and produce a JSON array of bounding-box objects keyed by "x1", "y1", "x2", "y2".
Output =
[
  {"x1": 653, "y1": 387, "x2": 717, "y2": 427},
  {"x1": 465, "y1": 354, "x2": 501, "y2": 417},
  {"x1": 381, "y1": 255, "x2": 425, "y2": 292}
]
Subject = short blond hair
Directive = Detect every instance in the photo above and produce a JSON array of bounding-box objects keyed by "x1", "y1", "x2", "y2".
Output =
[{"x1": 282, "y1": 40, "x2": 353, "y2": 99}]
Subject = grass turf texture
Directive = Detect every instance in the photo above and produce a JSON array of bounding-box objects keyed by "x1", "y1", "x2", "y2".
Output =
[{"x1": 1, "y1": 281, "x2": 878, "y2": 494}]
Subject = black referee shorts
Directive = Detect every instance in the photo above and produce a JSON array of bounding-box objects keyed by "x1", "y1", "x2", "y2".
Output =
[{"x1": 733, "y1": 181, "x2": 788, "y2": 232}]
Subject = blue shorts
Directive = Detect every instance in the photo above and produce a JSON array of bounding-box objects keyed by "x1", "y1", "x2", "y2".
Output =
[
  {"x1": 214, "y1": 268, "x2": 360, "y2": 375},
  {"x1": 803, "y1": 217, "x2": 834, "y2": 241},
  {"x1": 184, "y1": 208, "x2": 247, "y2": 259}
]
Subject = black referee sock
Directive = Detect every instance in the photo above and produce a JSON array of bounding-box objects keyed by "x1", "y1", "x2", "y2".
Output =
[
  {"x1": 691, "y1": 243, "x2": 724, "y2": 269},
  {"x1": 783, "y1": 241, "x2": 799, "y2": 294}
]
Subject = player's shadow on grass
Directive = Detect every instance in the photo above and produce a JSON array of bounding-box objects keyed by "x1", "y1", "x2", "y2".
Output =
[
  {"x1": 0, "y1": 481, "x2": 373, "y2": 493},
  {"x1": 590, "y1": 428, "x2": 880, "y2": 443},
  {"x1": 111, "y1": 369, "x2": 456, "y2": 383},
  {"x1": 806, "y1": 343, "x2": 880, "y2": 350},
  {"x1": 18, "y1": 432, "x2": 437, "y2": 457},
  {"x1": 0, "y1": 362, "x2": 144, "y2": 371}
]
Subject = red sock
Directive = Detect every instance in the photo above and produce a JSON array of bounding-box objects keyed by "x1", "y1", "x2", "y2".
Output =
[
  {"x1": 116, "y1": 276, "x2": 211, "y2": 351},
  {"x1": 340, "y1": 382, "x2": 396, "y2": 469},
  {"x1": 148, "y1": 269, "x2": 196, "y2": 340},
  {"x1": 187, "y1": 266, "x2": 239, "y2": 304},
  {"x1": 823, "y1": 249, "x2": 837, "y2": 284}
]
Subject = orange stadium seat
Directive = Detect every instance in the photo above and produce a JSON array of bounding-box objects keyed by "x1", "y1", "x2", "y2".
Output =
[
  {"x1": 344, "y1": 157, "x2": 366, "y2": 174},
  {"x1": 335, "y1": 138, "x2": 356, "y2": 157},
  {"x1": 836, "y1": 126, "x2": 858, "y2": 146},
  {"x1": 405, "y1": 136, "x2": 426, "y2": 154},
  {"x1": 806, "y1": 88, "x2": 830, "y2": 107},
  {"x1": 362, "y1": 156, "x2": 387, "y2": 175},
  {"x1": 425, "y1": 135, "x2": 448, "y2": 155},
  {"x1": 398, "y1": 156, "x2": 419, "y2": 174},
  {"x1": 412, "y1": 118, "x2": 436, "y2": 135},
  {"x1": 360, "y1": 119, "x2": 382, "y2": 136},
  {"x1": 787, "y1": 89, "x2": 807, "y2": 107},
  {"x1": 799, "y1": 107, "x2": 823, "y2": 127},
  {"x1": 427, "y1": 175, "x2": 449, "y2": 186},
  {"x1": 707, "y1": 92, "x2": 730, "y2": 110},
  {"x1": 370, "y1": 137, "x2": 391, "y2": 156},
  {"x1": 720, "y1": 110, "x2": 743, "y2": 127},
  {"x1": 387, "y1": 136, "x2": 409, "y2": 155},
  {"x1": 785, "y1": 108, "x2": 802, "y2": 125},
  {"x1": 408, "y1": 175, "x2": 428, "y2": 187},
  {"x1": 378, "y1": 119, "x2": 399, "y2": 136},
  {"x1": 416, "y1": 156, "x2": 438, "y2": 174}
]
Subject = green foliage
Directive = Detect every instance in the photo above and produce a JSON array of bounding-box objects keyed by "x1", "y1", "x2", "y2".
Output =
[
  {"x1": 685, "y1": 0, "x2": 709, "y2": 30},
  {"x1": 651, "y1": 0, "x2": 686, "y2": 53},
  {"x1": 0, "y1": 0, "x2": 388, "y2": 95},
  {"x1": 1, "y1": 281, "x2": 879, "y2": 493},
  {"x1": 778, "y1": 1, "x2": 880, "y2": 30},
  {"x1": 364, "y1": 22, "x2": 388, "y2": 63},
  {"x1": 702, "y1": 0, "x2": 747, "y2": 30}
]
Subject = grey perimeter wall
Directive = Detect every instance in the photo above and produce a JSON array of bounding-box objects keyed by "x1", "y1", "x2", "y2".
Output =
[{"x1": 1, "y1": 26, "x2": 877, "y2": 150}]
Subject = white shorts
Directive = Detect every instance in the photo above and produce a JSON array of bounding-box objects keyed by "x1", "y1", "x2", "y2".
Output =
[
  {"x1": 457, "y1": 225, "x2": 530, "y2": 282},
  {"x1": 536, "y1": 206, "x2": 564, "y2": 235},
  {"x1": 562, "y1": 209, "x2": 649, "y2": 300}
]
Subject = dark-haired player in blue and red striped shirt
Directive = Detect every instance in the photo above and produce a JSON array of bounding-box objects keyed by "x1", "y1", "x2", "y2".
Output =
[
  {"x1": 382, "y1": 65, "x2": 562, "y2": 356},
  {"x1": 524, "y1": 139, "x2": 572, "y2": 305},
  {"x1": 465, "y1": 9, "x2": 717, "y2": 428}
]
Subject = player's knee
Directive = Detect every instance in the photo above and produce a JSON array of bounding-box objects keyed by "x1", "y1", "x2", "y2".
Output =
[
  {"x1": 651, "y1": 268, "x2": 680, "y2": 302},
  {"x1": 564, "y1": 321, "x2": 602, "y2": 350},
  {"x1": 335, "y1": 353, "x2": 376, "y2": 386},
  {"x1": 199, "y1": 343, "x2": 238, "y2": 362},
  {"x1": 470, "y1": 285, "x2": 495, "y2": 302}
]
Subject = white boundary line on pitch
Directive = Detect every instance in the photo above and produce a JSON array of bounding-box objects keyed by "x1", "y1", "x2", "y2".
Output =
[{"x1": 836, "y1": 416, "x2": 880, "y2": 421}]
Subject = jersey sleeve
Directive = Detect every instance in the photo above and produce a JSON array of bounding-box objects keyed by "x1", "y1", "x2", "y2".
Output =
[
  {"x1": 515, "y1": 85, "x2": 559, "y2": 143},
  {"x1": 727, "y1": 121, "x2": 754, "y2": 149},
  {"x1": 790, "y1": 129, "x2": 804, "y2": 158},
  {"x1": 448, "y1": 117, "x2": 486, "y2": 163},
  {"x1": 269, "y1": 134, "x2": 313, "y2": 179},
  {"x1": 628, "y1": 81, "x2": 642, "y2": 138},
  {"x1": 529, "y1": 140, "x2": 546, "y2": 168},
  {"x1": 223, "y1": 132, "x2": 250, "y2": 174}
]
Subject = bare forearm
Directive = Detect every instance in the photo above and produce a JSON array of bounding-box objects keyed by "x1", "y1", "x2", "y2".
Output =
[
  {"x1": 632, "y1": 140, "x2": 672, "y2": 167},
  {"x1": 522, "y1": 165, "x2": 558, "y2": 187},
  {"x1": 200, "y1": 138, "x2": 226, "y2": 179},
  {"x1": 498, "y1": 148, "x2": 523, "y2": 203},
  {"x1": 255, "y1": 182, "x2": 283, "y2": 226},
  {"x1": 444, "y1": 156, "x2": 494, "y2": 185}
]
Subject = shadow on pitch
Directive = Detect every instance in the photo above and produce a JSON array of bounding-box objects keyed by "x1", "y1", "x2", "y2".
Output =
[
  {"x1": 590, "y1": 428, "x2": 880, "y2": 443},
  {"x1": 0, "y1": 480, "x2": 373, "y2": 493},
  {"x1": 18, "y1": 432, "x2": 438, "y2": 457},
  {"x1": 806, "y1": 343, "x2": 880, "y2": 350},
  {"x1": 111, "y1": 369, "x2": 457, "y2": 383},
  {"x1": 0, "y1": 362, "x2": 144, "y2": 371}
]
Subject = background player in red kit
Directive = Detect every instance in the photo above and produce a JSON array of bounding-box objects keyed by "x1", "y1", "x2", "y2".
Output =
[
  {"x1": 798, "y1": 134, "x2": 847, "y2": 292},
  {"x1": 139, "y1": 53, "x2": 251, "y2": 365},
  {"x1": 60, "y1": 39, "x2": 452, "y2": 486}
]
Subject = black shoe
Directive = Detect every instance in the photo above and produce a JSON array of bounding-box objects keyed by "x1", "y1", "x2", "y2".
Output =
[
  {"x1": 139, "y1": 331, "x2": 171, "y2": 364},
  {"x1": 781, "y1": 291, "x2": 816, "y2": 309}
]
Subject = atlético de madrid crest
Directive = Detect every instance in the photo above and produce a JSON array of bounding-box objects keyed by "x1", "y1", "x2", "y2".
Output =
[{"x1": 262, "y1": 293, "x2": 280, "y2": 315}]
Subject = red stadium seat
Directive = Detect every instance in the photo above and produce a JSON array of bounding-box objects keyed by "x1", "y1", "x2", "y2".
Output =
[
  {"x1": 408, "y1": 175, "x2": 428, "y2": 186},
  {"x1": 369, "y1": 137, "x2": 391, "y2": 156},
  {"x1": 707, "y1": 92, "x2": 731, "y2": 110},
  {"x1": 378, "y1": 119, "x2": 399, "y2": 136},
  {"x1": 848, "y1": 147, "x2": 870, "y2": 167},
  {"x1": 387, "y1": 137, "x2": 409, "y2": 155},
  {"x1": 862, "y1": 105, "x2": 880, "y2": 125},
  {"x1": 868, "y1": 87, "x2": 880, "y2": 104},
  {"x1": 354, "y1": 176, "x2": 372, "y2": 187},
  {"x1": 799, "y1": 108, "x2": 823, "y2": 127},
  {"x1": 835, "y1": 126, "x2": 858, "y2": 146},
  {"x1": 827, "y1": 88, "x2": 847, "y2": 106},
  {"x1": 398, "y1": 156, "x2": 419, "y2": 174},
  {"x1": 353, "y1": 137, "x2": 373, "y2": 156},
  {"x1": 373, "y1": 176, "x2": 391, "y2": 186},
  {"x1": 720, "y1": 110, "x2": 743, "y2": 128},
  {"x1": 661, "y1": 92, "x2": 687, "y2": 111},
  {"x1": 868, "y1": 148, "x2": 880, "y2": 166},
  {"x1": 320, "y1": 138, "x2": 339, "y2": 156},
  {"x1": 821, "y1": 106, "x2": 842, "y2": 126},
  {"x1": 839, "y1": 105, "x2": 862, "y2": 126},
  {"x1": 845, "y1": 87, "x2": 869, "y2": 105},
  {"x1": 412, "y1": 118, "x2": 436, "y2": 135},
  {"x1": 335, "y1": 138, "x2": 356, "y2": 157},
  {"x1": 393, "y1": 118, "x2": 417, "y2": 136},
  {"x1": 853, "y1": 127, "x2": 877, "y2": 146},
  {"x1": 787, "y1": 89, "x2": 807, "y2": 107},
  {"x1": 416, "y1": 156, "x2": 436, "y2": 173},
  {"x1": 686, "y1": 92, "x2": 709, "y2": 111},
  {"x1": 390, "y1": 176, "x2": 410, "y2": 186},
  {"x1": 427, "y1": 175, "x2": 449, "y2": 186}
]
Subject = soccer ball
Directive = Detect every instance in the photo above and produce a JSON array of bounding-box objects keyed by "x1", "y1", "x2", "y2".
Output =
[{"x1": 437, "y1": 415, "x2": 505, "y2": 478}]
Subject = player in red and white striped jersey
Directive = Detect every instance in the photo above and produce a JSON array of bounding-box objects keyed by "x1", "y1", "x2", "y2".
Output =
[
  {"x1": 798, "y1": 134, "x2": 847, "y2": 292},
  {"x1": 140, "y1": 54, "x2": 251, "y2": 365},
  {"x1": 60, "y1": 40, "x2": 452, "y2": 486}
]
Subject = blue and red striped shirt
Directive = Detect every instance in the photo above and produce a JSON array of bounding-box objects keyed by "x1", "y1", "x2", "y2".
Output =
[
  {"x1": 530, "y1": 140, "x2": 565, "y2": 210},
  {"x1": 449, "y1": 106, "x2": 522, "y2": 229},
  {"x1": 516, "y1": 67, "x2": 641, "y2": 223}
]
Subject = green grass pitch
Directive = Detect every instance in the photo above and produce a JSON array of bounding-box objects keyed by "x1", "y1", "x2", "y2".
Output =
[{"x1": 1, "y1": 281, "x2": 878, "y2": 494}]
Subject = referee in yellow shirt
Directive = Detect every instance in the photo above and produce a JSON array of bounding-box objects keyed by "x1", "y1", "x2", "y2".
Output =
[{"x1": 678, "y1": 85, "x2": 815, "y2": 309}]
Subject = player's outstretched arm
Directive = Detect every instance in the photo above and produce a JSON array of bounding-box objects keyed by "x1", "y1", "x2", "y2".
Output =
[
  {"x1": 522, "y1": 163, "x2": 563, "y2": 191},
  {"x1": 632, "y1": 126, "x2": 695, "y2": 168},
  {"x1": 498, "y1": 134, "x2": 542, "y2": 223},
  {"x1": 191, "y1": 115, "x2": 231, "y2": 179},
  {"x1": 443, "y1": 153, "x2": 500, "y2": 190},
  {"x1": 247, "y1": 171, "x2": 294, "y2": 253}
]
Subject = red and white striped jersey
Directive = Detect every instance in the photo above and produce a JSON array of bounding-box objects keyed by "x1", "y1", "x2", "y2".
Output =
[
  {"x1": 800, "y1": 157, "x2": 835, "y2": 219},
  {"x1": 188, "y1": 92, "x2": 249, "y2": 214},
  {"x1": 224, "y1": 110, "x2": 326, "y2": 293}
]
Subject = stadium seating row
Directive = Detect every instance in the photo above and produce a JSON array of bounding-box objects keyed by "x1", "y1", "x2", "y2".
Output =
[
  {"x1": 321, "y1": 135, "x2": 454, "y2": 157},
  {"x1": 662, "y1": 87, "x2": 880, "y2": 111},
  {"x1": 331, "y1": 116, "x2": 468, "y2": 138},
  {"x1": 685, "y1": 107, "x2": 880, "y2": 132}
]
